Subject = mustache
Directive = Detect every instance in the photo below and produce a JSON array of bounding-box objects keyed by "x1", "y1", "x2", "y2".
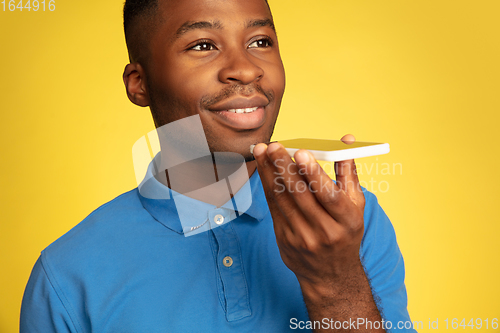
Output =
[{"x1": 200, "y1": 84, "x2": 274, "y2": 109}]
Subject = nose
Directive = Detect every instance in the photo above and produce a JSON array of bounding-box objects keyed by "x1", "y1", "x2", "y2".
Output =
[{"x1": 218, "y1": 49, "x2": 264, "y2": 85}]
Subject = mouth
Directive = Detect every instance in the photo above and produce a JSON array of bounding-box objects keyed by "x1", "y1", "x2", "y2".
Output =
[
  {"x1": 212, "y1": 106, "x2": 266, "y2": 130},
  {"x1": 207, "y1": 96, "x2": 269, "y2": 130}
]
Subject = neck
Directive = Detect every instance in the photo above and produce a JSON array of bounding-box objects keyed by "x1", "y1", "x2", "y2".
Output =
[{"x1": 157, "y1": 149, "x2": 256, "y2": 207}]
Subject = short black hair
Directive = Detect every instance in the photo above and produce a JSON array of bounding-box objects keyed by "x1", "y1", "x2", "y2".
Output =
[
  {"x1": 123, "y1": 0, "x2": 158, "y2": 38},
  {"x1": 123, "y1": 0, "x2": 159, "y2": 63}
]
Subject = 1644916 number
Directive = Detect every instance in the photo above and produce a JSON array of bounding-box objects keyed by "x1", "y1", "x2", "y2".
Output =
[
  {"x1": 443, "y1": 318, "x2": 498, "y2": 330},
  {"x1": 2, "y1": 0, "x2": 55, "y2": 11}
]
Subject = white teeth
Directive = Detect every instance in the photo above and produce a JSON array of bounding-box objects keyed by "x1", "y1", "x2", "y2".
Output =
[{"x1": 227, "y1": 107, "x2": 258, "y2": 113}]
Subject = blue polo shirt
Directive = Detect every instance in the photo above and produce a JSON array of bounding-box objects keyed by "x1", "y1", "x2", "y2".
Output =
[{"x1": 21, "y1": 158, "x2": 416, "y2": 332}]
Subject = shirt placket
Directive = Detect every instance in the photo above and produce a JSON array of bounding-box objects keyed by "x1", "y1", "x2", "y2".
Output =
[{"x1": 209, "y1": 209, "x2": 251, "y2": 322}]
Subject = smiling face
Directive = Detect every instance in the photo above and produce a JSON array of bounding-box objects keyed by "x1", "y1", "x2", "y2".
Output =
[{"x1": 126, "y1": 0, "x2": 285, "y2": 160}]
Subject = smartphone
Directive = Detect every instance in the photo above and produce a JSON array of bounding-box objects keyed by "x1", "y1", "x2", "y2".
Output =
[{"x1": 279, "y1": 138, "x2": 390, "y2": 162}]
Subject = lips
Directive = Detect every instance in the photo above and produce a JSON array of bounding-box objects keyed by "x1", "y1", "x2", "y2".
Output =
[
  {"x1": 208, "y1": 95, "x2": 268, "y2": 111},
  {"x1": 207, "y1": 95, "x2": 269, "y2": 130}
]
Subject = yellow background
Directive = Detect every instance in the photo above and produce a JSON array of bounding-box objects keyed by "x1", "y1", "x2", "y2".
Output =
[{"x1": 1, "y1": 0, "x2": 499, "y2": 331}]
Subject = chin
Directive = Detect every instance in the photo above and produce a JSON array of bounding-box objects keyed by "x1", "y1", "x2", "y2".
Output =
[
  {"x1": 205, "y1": 123, "x2": 275, "y2": 160},
  {"x1": 210, "y1": 143, "x2": 252, "y2": 157},
  {"x1": 204, "y1": 141, "x2": 256, "y2": 167}
]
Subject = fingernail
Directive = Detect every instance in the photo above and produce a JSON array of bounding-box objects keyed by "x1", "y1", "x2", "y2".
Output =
[
  {"x1": 267, "y1": 143, "x2": 281, "y2": 154},
  {"x1": 250, "y1": 144, "x2": 256, "y2": 155},
  {"x1": 294, "y1": 150, "x2": 311, "y2": 164},
  {"x1": 252, "y1": 143, "x2": 266, "y2": 157}
]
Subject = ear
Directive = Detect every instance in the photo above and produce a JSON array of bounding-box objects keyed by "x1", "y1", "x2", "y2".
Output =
[{"x1": 123, "y1": 63, "x2": 150, "y2": 107}]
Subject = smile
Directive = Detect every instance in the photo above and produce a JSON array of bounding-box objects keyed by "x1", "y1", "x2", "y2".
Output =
[
  {"x1": 210, "y1": 106, "x2": 266, "y2": 130},
  {"x1": 226, "y1": 107, "x2": 258, "y2": 114},
  {"x1": 206, "y1": 95, "x2": 269, "y2": 130}
]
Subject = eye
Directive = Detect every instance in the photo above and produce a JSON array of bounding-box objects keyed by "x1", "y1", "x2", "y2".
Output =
[
  {"x1": 248, "y1": 37, "x2": 273, "y2": 49},
  {"x1": 190, "y1": 40, "x2": 217, "y2": 51}
]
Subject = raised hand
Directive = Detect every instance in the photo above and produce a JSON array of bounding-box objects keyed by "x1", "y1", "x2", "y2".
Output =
[{"x1": 253, "y1": 135, "x2": 383, "y2": 332}]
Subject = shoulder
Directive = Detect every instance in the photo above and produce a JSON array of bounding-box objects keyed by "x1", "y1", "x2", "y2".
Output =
[
  {"x1": 42, "y1": 188, "x2": 151, "y2": 267},
  {"x1": 22, "y1": 188, "x2": 162, "y2": 332}
]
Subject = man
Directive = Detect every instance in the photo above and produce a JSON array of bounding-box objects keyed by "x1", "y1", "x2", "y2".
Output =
[{"x1": 21, "y1": 0, "x2": 415, "y2": 331}]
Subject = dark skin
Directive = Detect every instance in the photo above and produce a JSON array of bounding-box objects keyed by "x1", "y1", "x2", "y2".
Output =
[
  {"x1": 123, "y1": 0, "x2": 384, "y2": 331},
  {"x1": 253, "y1": 139, "x2": 384, "y2": 332},
  {"x1": 124, "y1": 0, "x2": 285, "y2": 203}
]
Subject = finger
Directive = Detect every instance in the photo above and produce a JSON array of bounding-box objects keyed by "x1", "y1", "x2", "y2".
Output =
[
  {"x1": 253, "y1": 143, "x2": 296, "y2": 234},
  {"x1": 254, "y1": 145, "x2": 322, "y2": 249},
  {"x1": 265, "y1": 143, "x2": 335, "y2": 229},
  {"x1": 334, "y1": 158, "x2": 365, "y2": 210},
  {"x1": 337, "y1": 134, "x2": 365, "y2": 210},
  {"x1": 294, "y1": 149, "x2": 362, "y2": 225}
]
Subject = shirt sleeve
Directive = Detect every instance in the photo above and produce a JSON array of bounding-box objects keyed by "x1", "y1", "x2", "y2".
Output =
[
  {"x1": 20, "y1": 256, "x2": 80, "y2": 333},
  {"x1": 361, "y1": 189, "x2": 417, "y2": 332}
]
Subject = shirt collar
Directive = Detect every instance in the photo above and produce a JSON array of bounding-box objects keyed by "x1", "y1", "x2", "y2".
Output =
[{"x1": 137, "y1": 153, "x2": 269, "y2": 235}]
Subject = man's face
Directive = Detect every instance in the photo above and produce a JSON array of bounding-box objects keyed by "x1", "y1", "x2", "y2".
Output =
[{"x1": 143, "y1": 0, "x2": 285, "y2": 160}]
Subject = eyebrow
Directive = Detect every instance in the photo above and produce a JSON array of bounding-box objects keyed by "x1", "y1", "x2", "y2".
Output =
[
  {"x1": 175, "y1": 20, "x2": 223, "y2": 38},
  {"x1": 246, "y1": 18, "x2": 275, "y2": 32},
  {"x1": 175, "y1": 18, "x2": 276, "y2": 39}
]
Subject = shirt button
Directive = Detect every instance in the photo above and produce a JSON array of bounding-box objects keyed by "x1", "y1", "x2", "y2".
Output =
[
  {"x1": 223, "y1": 256, "x2": 233, "y2": 267},
  {"x1": 214, "y1": 214, "x2": 224, "y2": 225}
]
